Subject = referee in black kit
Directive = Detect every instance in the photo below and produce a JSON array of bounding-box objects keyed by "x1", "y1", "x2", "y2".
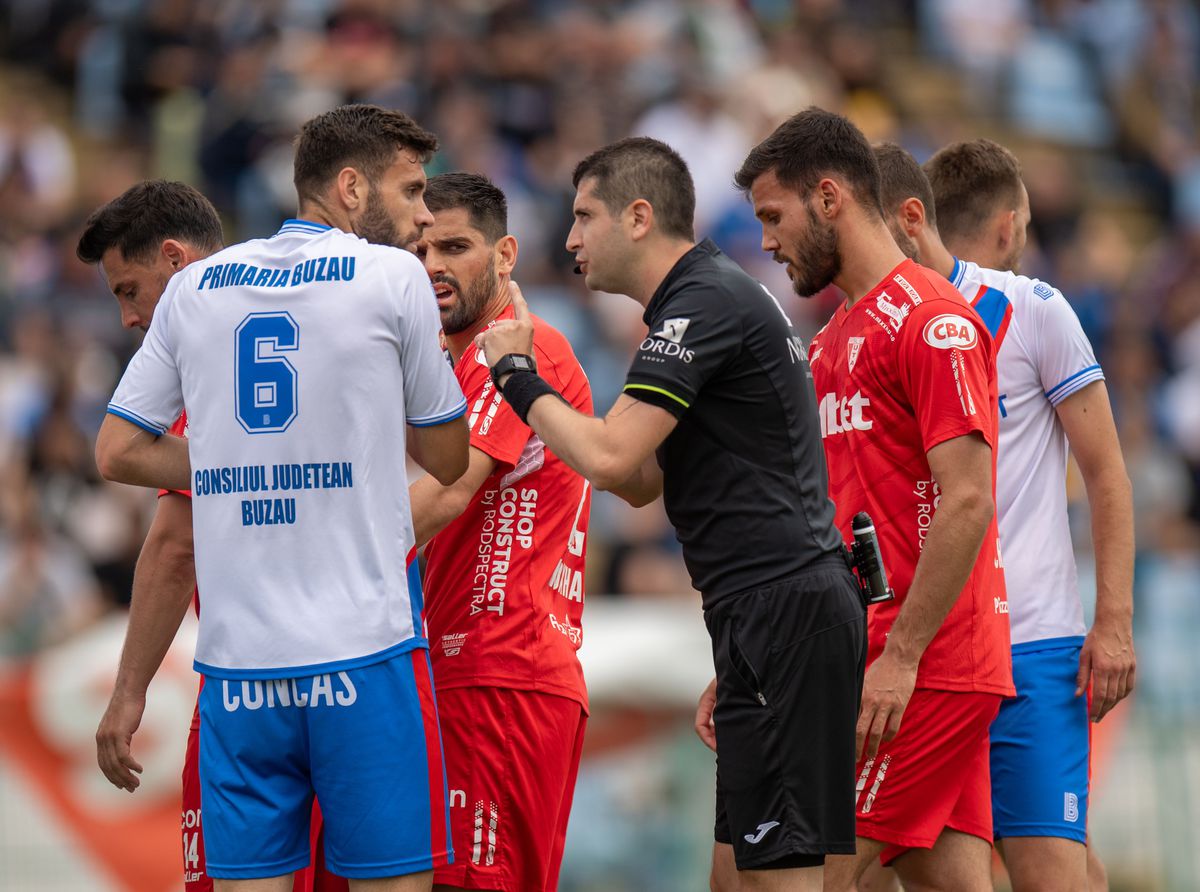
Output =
[{"x1": 476, "y1": 137, "x2": 866, "y2": 892}]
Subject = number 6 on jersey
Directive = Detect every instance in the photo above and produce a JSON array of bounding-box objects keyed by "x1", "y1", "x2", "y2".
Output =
[{"x1": 236, "y1": 312, "x2": 299, "y2": 433}]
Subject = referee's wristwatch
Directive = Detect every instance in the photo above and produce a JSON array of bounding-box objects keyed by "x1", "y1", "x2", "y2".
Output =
[{"x1": 490, "y1": 353, "x2": 537, "y2": 389}]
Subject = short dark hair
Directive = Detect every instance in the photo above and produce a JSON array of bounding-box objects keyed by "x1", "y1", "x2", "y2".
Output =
[
  {"x1": 572, "y1": 137, "x2": 695, "y2": 241},
  {"x1": 873, "y1": 143, "x2": 937, "y2": 230},
  {"x1": 293, "y1": 104, "x2": 439, "y2": 203},
  {"x1": 924, "y1": 139, "x2": 1022, "y2": 243},
  {"x1": 734, "y1": 107, "x2": 884, "y2": 216},
  {"x1": 424, "y1": 172, "x2": 508, "y2": 243},
  {"x1": 76, "y1": 180, "x2": 223, "y2": 265}
]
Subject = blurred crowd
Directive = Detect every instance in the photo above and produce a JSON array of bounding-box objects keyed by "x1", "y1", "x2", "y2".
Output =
[{"x1": 0, "y1": 0, "x2": 1198, "y2": 711}]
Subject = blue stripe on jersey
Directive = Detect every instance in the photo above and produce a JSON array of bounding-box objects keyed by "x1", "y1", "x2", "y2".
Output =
[
  {"x1": 950, "y1": 257, "x2": 966, "y2": 288},
  {"x1": 106, "y1": 404, "x2": 168, "y2": 436},
  {"x1": 407, "y1": 558, "x2": 425, "y2": 646},
  {"x1": 973, "y1": 286, "x2": 1012, "y2": 339},
  {"x1": 1045, "y1": 364, "x2": 1103, "y2": 403},
  {"x1": 195, "y1": 635, "x2": 428, "y2": 681},
  {"x1": 408, "y1": 399, "x2": 468, "y2": 427},
  {"x1": 274, "y1": 218, "x2": 333, "y2": 237}
]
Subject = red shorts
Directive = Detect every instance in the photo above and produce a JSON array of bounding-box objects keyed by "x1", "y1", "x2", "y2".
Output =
[
  {"x1": 853, "y1": 689, "x2": 1002, "y2": 865},
  {"x1": 433, "y1": 687, "x2": 587, "y2": 892},
  {"x1": 183, "y1": 696, "x2": 347, "y2": 892}
]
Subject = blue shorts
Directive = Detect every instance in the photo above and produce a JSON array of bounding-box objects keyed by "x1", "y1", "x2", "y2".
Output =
[
  {"x1": 198, "y1": 649, "x2": 454, "y2": 879},
  {"x1": 989, "y1": 637, "x2": 1089, "y2": 842}
]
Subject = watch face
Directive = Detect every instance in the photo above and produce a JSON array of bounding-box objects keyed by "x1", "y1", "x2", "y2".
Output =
[{"x1": 514, "y1": 355, "x2": 533, "y2": 371}]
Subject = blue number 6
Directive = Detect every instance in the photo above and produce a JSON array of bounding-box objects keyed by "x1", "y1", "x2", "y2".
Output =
[{"x1": 236, "y1": 312, "x2": 299, "y2": 433}]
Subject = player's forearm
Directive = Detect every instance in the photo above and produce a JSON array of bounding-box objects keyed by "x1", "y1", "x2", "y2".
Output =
[
  {"x1": 607, "y1": 457, "x2": 664, "y2": 507},
  {"x1": 112, "y1": 541, "x2": 196, "y2": 699},
  {"x1": 1084, "y1": 465, "x2": 1135, "y2": 624},
  {"x1": 96, "y1": 415, "x2": 191, "y2": 491},
  {"x1": 409, "y1": 475, "x2": 472, "y2": 548},
  {"x1": 885, "y1": 488, "x2": 993, "y2": 665},
  {"x1": 526, "y1": 395, "x2": 642, "y2": 491}
]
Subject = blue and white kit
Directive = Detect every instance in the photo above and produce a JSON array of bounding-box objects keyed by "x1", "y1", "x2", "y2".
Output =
[
  {"x1": 107, "y1": 219, "x2": 465, "y2": 877},
  {"x1": 952, "y1": 258, "x2": 1101, "y2": 841}
]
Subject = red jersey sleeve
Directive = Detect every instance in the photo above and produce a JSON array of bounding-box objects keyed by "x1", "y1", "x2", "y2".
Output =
[
  {"x1": 158, "y1": 411, "x2": 192, "y2": 499},
  {"x1": 455, "y1": 349, "x2": 529, "y2": 469},
  {"x1": 898, "y1": 301, "x2": 996, "y2": 454}
]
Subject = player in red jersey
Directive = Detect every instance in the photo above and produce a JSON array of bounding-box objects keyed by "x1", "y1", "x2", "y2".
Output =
[
  {"x1": 80, "y1": 180, "x2": 438, "y2": 892},
  {"x1": 410, "y1": 172, "x2": 591, "y2": 892},
  {"x1": 735, "y1": 109, "x2": 1014, "y2": 892}
]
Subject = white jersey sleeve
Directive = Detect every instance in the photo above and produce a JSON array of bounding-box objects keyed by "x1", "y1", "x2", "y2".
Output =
[
  {"x1": 388, "y1": 252, "x2": 466, "y2": 426},
  {"x1": 953, "y1": 259, "x2": 1101, "y2": 646},
  {"x1": 1028, "y1": 282, "x2": 1104, "y2": 406},
  {"x1": 107, "y1": 276, "x2": 186, "y2": 435}
]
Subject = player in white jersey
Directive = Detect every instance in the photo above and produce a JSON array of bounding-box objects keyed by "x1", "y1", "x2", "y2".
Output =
[
  {"x1": 873, "y1": 142, "x2": 1135, "y2": 892},
  {"x1": 95, "y1": 105, "x2": 470, "y2": 892}
]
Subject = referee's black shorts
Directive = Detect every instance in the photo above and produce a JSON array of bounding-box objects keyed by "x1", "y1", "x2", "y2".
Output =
[{"x1": 704, "y1": 555, "x2": 867, "y2": 870}]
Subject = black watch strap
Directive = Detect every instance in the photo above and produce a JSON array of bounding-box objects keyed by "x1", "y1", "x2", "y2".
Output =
[{"x1": 490, "y1": 353, "x2": 537, "y2": 388}]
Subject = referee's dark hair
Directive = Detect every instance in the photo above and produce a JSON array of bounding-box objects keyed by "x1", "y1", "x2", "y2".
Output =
[
  {"x1": 734, "y1": 107, "x2": 884, "y2": 217},
  {"x1": 572, "y1": 137, "x2": 695, "y2": 242},
  {"x1": 77, "y1": 181, "x2": 224, "y2": 265},
  {"x1": 424, "y1": 172, "x2": 508, "y2": 243},
  {"x1": 924, "y1": 139, "x2": 1022, "y2": 244},
  {"x1": 293, "y1": 104, "x2": 439, "y2": 204},
  {"x1": 874, "y1": 143, "x2": 938, "y2": 231}
]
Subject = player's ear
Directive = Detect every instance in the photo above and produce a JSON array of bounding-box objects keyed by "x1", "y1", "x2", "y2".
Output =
[
  {"x1": 816, "y1": 178, "x2": 841, "y2": 218},
  {"x1": 336, "y1": 167, "x2": 366, "y2": 211},
  {"x1": 161, "y1": 239, "x2": 188, "y2": 271},
  {"x1": 900, "y1": 198, "x2": 926, "y2": 236},
  {"x1": 495, "y1": 235, "x2": 518, "y2": 276},
  {"x1": 626, "y1": 198, "x2": 654, "y2": 241}
]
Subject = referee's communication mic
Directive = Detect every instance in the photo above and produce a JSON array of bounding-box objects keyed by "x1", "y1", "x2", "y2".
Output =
[{"x1": 848, "y1": 512, "x2": 894, "y2": 607}]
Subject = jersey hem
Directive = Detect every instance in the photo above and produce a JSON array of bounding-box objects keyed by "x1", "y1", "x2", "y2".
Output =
[
  {"x1": 207, "y1": 852, "x2": 310, "y2": 879},
  {"x1": 429, "y1": 676, "x2": 589, "y2": 714},
  {"x1": 993, "y1": 823, "x2": 1087, "y2": 844},
  {"x1": 410, "y1": 399, "x2": 468, "y2": 427},
  {"x1": 913, "y1": 681, "x2": 1015, "y2": 697},
  {"x1": 195, "y1": 636, "x2": 427, "y2": 680},
  {"x1": 1011, "y1": 635, "x2": 1086, "y2": 655},
  {"x1": 106, "y1": 404, "x2": 168, "y2": 436},
  {"x1": 1045, "y1": 365, "x2": 1103, "y2": 405},
  {"x1": 327, "y1": 848, "x2": 453, "y2": 879}
]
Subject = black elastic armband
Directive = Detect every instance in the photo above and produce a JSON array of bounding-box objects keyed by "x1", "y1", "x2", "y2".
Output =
[{"x1": 500, "y1": 369, "x2": 561, "y2": 424}]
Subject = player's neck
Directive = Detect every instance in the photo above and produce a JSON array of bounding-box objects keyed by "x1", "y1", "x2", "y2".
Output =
[
  {"x1": 915, "y1": 230, "x2": 956, "y2": 280},
  {"x1": 445, "y1": 284, "x2": 514, "y2": 363},
  {"x1": 628, "y1": 238, "x2": 695, "y2": 307},
  {"x1": 837, "y1": 219, "x2": 909, "y2": 309},
  {"x1": 294, "y1": 200, "x2": 350, "y2": 234}
]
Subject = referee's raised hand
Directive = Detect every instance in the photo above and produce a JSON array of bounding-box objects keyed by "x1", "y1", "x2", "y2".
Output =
[{"x1": 476, "y1": 280, "x2": 535, "y2": 369}]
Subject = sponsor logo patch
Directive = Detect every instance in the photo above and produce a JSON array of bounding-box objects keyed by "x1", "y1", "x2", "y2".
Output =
[
  {"x1": 923, "y1": 314, "x2": 978, "y2": 350},
  {"x1": 654, "y1": 317, "x2": 691, "y2": 343},
  {"x1": 847, "y1": 337, "x2": 865, "y2": 374},
  {"x1": 744, "y1": 821, "x2": 780, "y2": 845},
  {"x1": 1034, "y1": 283, "x2": 1055, "y2": 301}
]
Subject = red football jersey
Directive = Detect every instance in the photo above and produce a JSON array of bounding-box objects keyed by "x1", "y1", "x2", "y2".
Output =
[
  {"x1": 422, "y1": 307, "x2": 592, "y2": 710},
  {"x1": 808, "y1": 260, "x2": 1013, "y2": 696}
]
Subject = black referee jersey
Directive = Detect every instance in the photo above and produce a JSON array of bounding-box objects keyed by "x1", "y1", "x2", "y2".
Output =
[{"x1": 622, "y1": 238, "x2": 843, "y2": 608}]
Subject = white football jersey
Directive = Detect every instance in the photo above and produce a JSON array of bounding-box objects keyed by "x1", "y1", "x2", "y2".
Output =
[
  {"x1": 951, "y1": 258, "x2": 1103, "y2": 645},
  {"x1": 108, "y1": 220, "x2": 466, "y2": 678}
]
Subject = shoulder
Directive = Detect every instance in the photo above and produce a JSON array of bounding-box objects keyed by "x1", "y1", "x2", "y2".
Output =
[{"x1": 530, "y1": 313, "x2": 587, "y2": 382}]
